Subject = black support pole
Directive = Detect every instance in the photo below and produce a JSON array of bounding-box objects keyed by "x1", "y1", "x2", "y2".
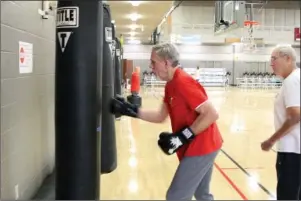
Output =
[{"x1": 55, "y1": 1, "x2": 102, "y2": 199}]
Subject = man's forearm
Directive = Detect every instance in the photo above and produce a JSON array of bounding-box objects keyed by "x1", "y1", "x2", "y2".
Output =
[
  {"x1": 269, "y1": 118, "x2": 299, "y2": 143},
  {"x1": 189, "y1": 112, "x2": 219, "y2": 135},
  {"x1": 137, "y1": 108, "x2": 166, "y2": 123}
]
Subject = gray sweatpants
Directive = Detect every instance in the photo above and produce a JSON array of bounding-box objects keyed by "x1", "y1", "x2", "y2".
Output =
[{"x1": 166, "y1": 150, "x2": 219, "y2": 201}]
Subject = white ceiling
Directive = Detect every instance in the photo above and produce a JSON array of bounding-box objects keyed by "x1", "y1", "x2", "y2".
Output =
[{"x1": 108, "y1": 1, "x2": 173, "y2": 44}]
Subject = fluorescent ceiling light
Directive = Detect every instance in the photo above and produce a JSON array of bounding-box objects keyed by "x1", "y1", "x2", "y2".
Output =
[
  {"x1": 129, "y1": 24, "x2": 144, "y2": 31},
  {"x1": 129, "y1": 24, "x2": 139, "y2": 30},
  {"x1": 129, "y1": 31, "x2": 139, "y2": 37},
  {"x1": 129, "y1": 1, "x2": 142, "y2": 6},
  {"x1": 129, "y1": 13, "x2": 141, "y2": 21},
  {"x1": 111, "y1": 20, "x2": 115, "y2": 24}
]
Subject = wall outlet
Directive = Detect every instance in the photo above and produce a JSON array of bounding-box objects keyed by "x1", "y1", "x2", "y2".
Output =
[{"x1": 14, "y1": 184, "x2": 19, "y2": 200}]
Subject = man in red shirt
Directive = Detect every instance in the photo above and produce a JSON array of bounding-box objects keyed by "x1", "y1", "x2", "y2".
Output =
[{"x1": 111, "y1": 43, "x2": 223, "y2": 200}]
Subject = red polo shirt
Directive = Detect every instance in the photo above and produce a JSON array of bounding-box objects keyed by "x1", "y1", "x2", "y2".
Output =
[{"x1": 163, "y1": 68, "x2": 223, "y2": 161}]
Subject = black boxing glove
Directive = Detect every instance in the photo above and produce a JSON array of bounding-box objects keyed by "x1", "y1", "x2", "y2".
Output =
[
  {"x1": 157, "y1": 127, "x2": 195, "y2": 155},
  {"x1": 110, "y1": 94, "x2": 139, "y2": 118}
]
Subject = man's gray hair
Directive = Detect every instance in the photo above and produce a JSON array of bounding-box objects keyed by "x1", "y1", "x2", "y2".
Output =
[
  {"x1": 152, "y1": 43, "x2": 180, "y2": 67},
  {"x1": 273, "y1": 44, "x2": 297, "y2": 63}
]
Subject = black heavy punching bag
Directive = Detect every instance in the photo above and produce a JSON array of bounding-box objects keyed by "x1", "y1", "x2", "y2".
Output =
[
  {"x1": 120, "y1": 45, "x2": 124, "y2": 93},
  {"x1": 111, "y1": 22, "x2": 116, "y2": 97},
  {"x1": 114, "y1": 38, "x2": 122, "y2": 118},
  {"x1": 114, "y1": 38, "x2": 122, "y2": 96},
  {"x1": 101, "y1": 2, "x2": 117, "y2": 174},
  {"x1": 55, "y1": 1, "x2": 102, "y2": 199}
]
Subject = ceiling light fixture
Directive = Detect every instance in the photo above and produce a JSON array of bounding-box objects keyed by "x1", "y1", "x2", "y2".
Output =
[
  {"x1": 130, "y1": 31, "x2": 138, "y2": 37},
  {"x1": 111, "y1": 20, "x2": 115, "y2": 24},
  {"x1": 129, "y1": 1, "x2": 142, "y2": 6},
  {"x1": 129, "y1": 13, "x2": 141, "y2": 21},
  {"x1": 129, "y1": 24, "x2": 138, "y2": 30}
]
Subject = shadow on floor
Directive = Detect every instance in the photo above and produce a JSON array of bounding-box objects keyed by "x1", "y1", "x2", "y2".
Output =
[{"x1": 32, "y1": 171, "x2": 55, "y2": 200}]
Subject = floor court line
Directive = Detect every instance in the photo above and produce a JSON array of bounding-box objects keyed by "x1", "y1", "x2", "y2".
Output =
[
  {"x1": 214, "y1": 163, "x2": 248, "y2": 200},
  {"x1": 221, "y1": 149, "x2": 276, "y2": 199},
  {"x1": 220, "y1": 167, "x2": 264, "y2": 170}
]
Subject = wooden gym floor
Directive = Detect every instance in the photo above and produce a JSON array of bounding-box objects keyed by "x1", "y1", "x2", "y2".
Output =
[{"x1": 100, "y1": 87, "x2": 279, "y2": 200}]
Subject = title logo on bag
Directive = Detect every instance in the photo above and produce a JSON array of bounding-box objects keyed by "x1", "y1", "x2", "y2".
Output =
[
  {"x1": 56, "y1": 6, "x2": 79, "y2": 53},
  {"x1": 56, "y1": 7, "x2": 79, "y2": 29},
  {"x1": 58, "y1": 32, "x2": 72, "y2": 52}
]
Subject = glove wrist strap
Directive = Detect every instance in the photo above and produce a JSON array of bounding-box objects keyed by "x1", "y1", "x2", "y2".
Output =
[{"x1": 180, "y1": 127, "x2": 195, "y2": 141}]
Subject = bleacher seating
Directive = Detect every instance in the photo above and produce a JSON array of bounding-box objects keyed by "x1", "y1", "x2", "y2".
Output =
[{"x1": 236, "y1": 72, "x2": 282, "y2": 89}]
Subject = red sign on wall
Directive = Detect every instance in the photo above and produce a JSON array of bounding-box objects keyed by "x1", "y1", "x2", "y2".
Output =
[{"x1": 294, "y1": 27, "x2": 300, "y2": 41}]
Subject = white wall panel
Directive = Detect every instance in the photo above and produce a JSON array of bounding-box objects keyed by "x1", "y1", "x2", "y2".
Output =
[
  {"x1": 274, "y1": 9, "x2": 284, "y2": 27},
  {"x1": 285, "y1": 9, "x2": 295, "y2": 27},
  {"x1": 295, "y1": 10, "x2": 300, "y2": 26}
]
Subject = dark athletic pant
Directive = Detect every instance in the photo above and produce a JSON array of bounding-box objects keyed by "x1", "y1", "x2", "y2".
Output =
[
  {"x1": 166, "y1": 150, "x2": 219, "y2": 201},
  {"x1": 276, "y1": 152, "x2": 301, "y2": 200}
]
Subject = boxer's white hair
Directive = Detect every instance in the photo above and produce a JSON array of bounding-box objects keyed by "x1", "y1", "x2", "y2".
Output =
[
  {"x1": 273, "y1": 44, "x2": 297, "y2": 63},
  {"x1": 152, "y1": 43, "x2": 180, "y2": 67}
]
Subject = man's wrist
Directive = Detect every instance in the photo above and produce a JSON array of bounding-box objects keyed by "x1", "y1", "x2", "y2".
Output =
[
  {"x1": 180, "y1": 127, "x2": 195, "y2": 141},
  {"x1": 269, "y1": 131, "x2": 282, "y2": 144},
  {"x1": 269, "y1": 135, "x2": 278, "y2": 144}
]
